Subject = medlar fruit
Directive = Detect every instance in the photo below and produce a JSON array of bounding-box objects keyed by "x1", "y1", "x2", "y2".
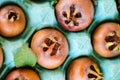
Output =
[
  {"x1": 67, "y1": 57, "x2": 104, "y2": 80},
  {"x1": 5, "y1": 68, "x2": 40, "y2": 80},
  {"x1": 0, "y1": 5, "x2": 26, "y2": 37},
  {"x1": 31, "y1": 29, "x2": 68, "y2": 69},
  {"x1": 93, "y1": 22, "x2": 120, "y2": 58},
  {"x1": 55, "y1": 0, "x2": 94, "y2": 31}
]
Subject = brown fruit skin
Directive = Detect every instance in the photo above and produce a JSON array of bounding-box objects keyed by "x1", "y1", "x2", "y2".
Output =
[
  {"x1": 31, "y1": 29, "x2": 68, "y2": 69},
  {"x1": 0, "y1": 48, "x2": 3, "y2": 68},
  {"x1": 5, "y1": 68, "x2": 40, "y2": 80},
  {"x1": 55, "y1": 0, "x2": 94, "y2": 31},
  {"x1": 67, "y1": 57, "x2": 96, "y2": 80},
  {"x1": 0, "y1": 5, "x2": 26, "y2": 37},
  {"x1": 93, "y1": 22, "x2": 120, "y2": 58}
]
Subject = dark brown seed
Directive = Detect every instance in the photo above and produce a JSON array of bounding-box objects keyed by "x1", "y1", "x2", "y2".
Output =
[
  {"x1": 90, "y1": 65, "x2": 97, "y2": 73},
  {"x1": 75, "y1": 12, "x2": 81, "y2": 18},
  {"x1": 65, "y1": 20, "x2": 71, "y2": 24},
  {"x1": 62, "y1": 11, "x2": 67, "y2": 18},
  {"x1": 73, "y1": 21, "x2": 79, "y2": 26},
  {"x1": 44, "y1": 38, "x2": 54, "y2": 46},
  {"x1": 88, "y1": 73, "x2": 97, "y2": 78}
]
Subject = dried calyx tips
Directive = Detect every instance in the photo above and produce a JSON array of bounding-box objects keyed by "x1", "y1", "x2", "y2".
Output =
[
  {"x1": 88, "y1": 64, "x2": 104, "y2": 80},
  {"x1": 7, "y1": 10, "x2": 19, "y2": 22},
  {"x1": 62, "y1": 4, "x2": 82, "y2": 26},
  {"x1": 42, "y1": 36, "x2": 61, "y2": 56},
  {"x1": 105, "y1": 31, "x2": 120, "y2": 52}
]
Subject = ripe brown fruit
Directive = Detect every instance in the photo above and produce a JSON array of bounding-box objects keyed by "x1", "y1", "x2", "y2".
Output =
[
  {"x1": 67, "y1": 57, "x2": 104, "y2": 80},
  {"x1": 5, "y1": 68, "x2": 40, "y2": 80},
  {"x1": 31, "y1": 29, "x2": 68, "y2": 69},
  {"x1": 55, "y1": 0, "x2": 94, "y2": 31},
  {"x1": 93, "y1": 22, "x2": 120, "y2": 58},
  {"x1": 0, "y1": 5, "x2": 26, "y2": 37}
]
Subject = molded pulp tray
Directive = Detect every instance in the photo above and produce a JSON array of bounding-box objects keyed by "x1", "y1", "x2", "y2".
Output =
[{"x1": 0, "y1": 0, "x2": 120, "y2": 80}]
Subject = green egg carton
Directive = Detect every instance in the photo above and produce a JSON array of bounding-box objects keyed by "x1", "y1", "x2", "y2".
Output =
[{"x1": 0, "y1": 0, "x2": 120, "y2": 80}]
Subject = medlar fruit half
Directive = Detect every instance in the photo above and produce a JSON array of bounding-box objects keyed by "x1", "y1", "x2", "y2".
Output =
[
  {"x1": 0, "y1": 5, "x2": 26, "y2": 37},
  {"x1": 55, "y1": 0, "x2": 94, "y2": 31},
  {"x1": 67, "y1": 57, "x2": 104, "y2": 80},
  {"x1": 31, "y1": 29, "x2": 68, "y2": 69},
  {"x1": 93, "y1": 22, "x2": 120, "y2": 58},
  {"x1": 5, "y1": 68, "x2": 40, "y2": 80}
]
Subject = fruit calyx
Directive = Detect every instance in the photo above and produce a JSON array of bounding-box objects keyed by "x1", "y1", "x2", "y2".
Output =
[
  {"x1": 62, "y1": 4, "x2": 82, "y2": 27},
  {"x1": 7, "y1": 10, "x2": 19, "y2": 22},
  {"x1": 88, "y1": 64, "x2": 104, "y2": 80},
  {"x1": 42, "y1": 36, "x2": 61, "y2": 56},
  {"x1": 105, "y1": 30, "x2": 120, "y2": 52}
]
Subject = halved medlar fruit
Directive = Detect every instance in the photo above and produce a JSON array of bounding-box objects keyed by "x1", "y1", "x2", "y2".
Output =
[
  {"x1": 0, "y1": 5, "x2": 26, "y2": 37},
  {"x1": 0, "y1": 48, "x2": 3, "y2": 68},
  {"x1": 5, "y1": 68, "x2": 40, "y2": 80},
  {"x1": 93, "y1": 22, "x2": 120, "y2": 58},
  {"x1": 55, "y1": 0, "x2": 94, "y2": 31},
  {"x1": 31, "y1": 29, "x2": 68, "y2": 69},
  {"x1": 67, "y1": 57, "x2": 104, "y2": 80}
]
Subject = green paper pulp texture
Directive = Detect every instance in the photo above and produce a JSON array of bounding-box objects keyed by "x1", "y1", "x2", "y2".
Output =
[{"x1": 0, "y1": 0, "x2": 120, "y2": 80}]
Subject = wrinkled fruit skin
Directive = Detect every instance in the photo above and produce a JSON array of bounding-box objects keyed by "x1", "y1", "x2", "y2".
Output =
[
  {"x1": 67, "y1": 57, "x2": 103, "y2": 80},
  {"x1": 5, "y1": 68, "x2": 40, "y2": 80},
  {"x1": 31, "y1": 29, "x2": 68, "y2": 69},
  {"x1": 0, "y1": 5, "x2": 26, "y2": 37},
  {"x1": 0, "y1": 48, "x2": 3, "y2": 68},
  {"x1": 93, "y1": 22, "x2": 120, "y2": 58},
  {"x1": 55, "y1": 0, "x2": 94, "y2": 31}
]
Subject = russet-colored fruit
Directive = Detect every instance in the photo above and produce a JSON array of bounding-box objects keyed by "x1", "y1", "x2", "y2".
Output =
[
  {"x1": 67, "y1": 57, "x2": 104, "y2": 80},
  {"x1": 0, "y1": 5, "x2": 26, "y2": 37},
  {"x1": 93, "y1": 22, "x2": 120, "y2": 58},
  {"x1": 5, "y1": 68, "x2": 40, "y2": 80},
  {"x1": 31, "y1": 29, "x2": 68, "y2": 69},
  {"x1": 55, "y1": 0, "x2": 94, "y2": 31}
]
